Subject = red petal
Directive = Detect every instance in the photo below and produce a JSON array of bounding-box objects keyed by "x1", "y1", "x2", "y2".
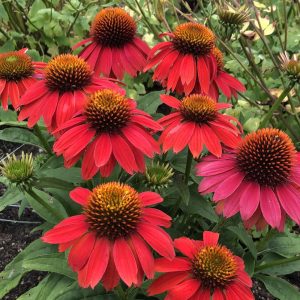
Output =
[
  {"x1": 240, "y1": 182, "x2": 261, "y2": 220},
  {"x1": 142, "y1": 207, "x2": 172, "y2": 228},
  {"x1": 68, "y1": 232, "x2": 96, "y2": 271},
  {"x1": 113, "y1": 238, "x2": 138, "y2": 286},
  {"x1": 189, "y1": 125, "x2": 204, "y2": 158},
  {"x1": 203, "y1": 231, "x2": 219, "y2": 246},
  {"x1": 69, "y1": 187, "x2": 91, "y2": 206},
  {"x1": 78, "y1": 237, "x2": 110, "y2": 288},
  {"x1": 155, "y1": 257, "x2": 191, "y2": 272},
  {"x1": 82, "y1": 141, "x2": 99, "y2": 180},
  {"x1": 174, "y1": 237, "x2": 199, "y2": 259},
  {"x1": 201, "y1": 124, "x2": 222, "y2": 157},
  {"x1": 180, "y1": 54, "x2": 195, "y2": 85},
  {"x1": 139, "y1": 191, "x2": 163, "y2": 206},
  {"x1": 168, "y1": 278, "x2": 201, "y2": 300},
  {"x1": 102, "y1": 250, "x2": 120, "y2": 291},
  {"x1": 130, "y1": 234, "x2": 154, "y2": 279},
  {"x1": 94, "y1": 133, "x2": 112, "y2": 167},
  {"x1": 160, "y1": 94, "x2": 181, "y2": 109},
  {"x1": 197, "y1": 56, "x2": 210, "y2": 94},
  {"x1": 137, "y1": 222, "x2": 174, "y2": 260}
]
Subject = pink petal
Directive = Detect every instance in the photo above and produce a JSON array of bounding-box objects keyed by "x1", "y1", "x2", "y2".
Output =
[
  {"x1": 260, "y1": 186, "x2": 281, "y2": 228},
  {"x1": 240, "y1": 182, "x2": 260, "y2": 220}
]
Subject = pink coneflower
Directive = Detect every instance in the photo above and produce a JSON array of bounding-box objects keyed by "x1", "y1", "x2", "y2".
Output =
[
  {"x1": 17, "y1": 54, "x2": 123, "y2": 132},
  {"x1": 197, "y1": 128, "x2": 300, "y2": 230},
  {"x1": 209, "y1": 47, "x2": 246, "y2": 100},
  {"x1": 0, "y1": 49, "x2": 44, "y2": 110},
  {"x1": 42, "y1": 182, "x2": 174, "y2": 290},
  {"x1": 72, "y1": 7, "x2": 150, "y2": 79},
  {"x1": 144, "y1": 22, "x2": 217, "y2": 95},
  {"x1": 148, "y1": 231, "x2": 254, "y2": 299},
  {"x1": 158, "y1": 94, "x2": 242, "y2": 158},
  {"x1": 53, "y1": 89, "x2": 161, "y2": 179}
]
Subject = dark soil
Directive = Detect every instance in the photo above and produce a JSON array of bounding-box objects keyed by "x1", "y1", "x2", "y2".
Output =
[{"x1": 0, "y1": 206, "x2": 45, "y2": 300}]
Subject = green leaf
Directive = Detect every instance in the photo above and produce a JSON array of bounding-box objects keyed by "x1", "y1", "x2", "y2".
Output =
[
  {"x1": 0, "y1": 187, "x2": 24, "y2": 212},
  {"x1": 136, "y1": 90, "x2": 163, "y2": 115},
  {"x1": 0, "y1": 128, "x2": 43, "y2": 148},
  {"x1": 38, "y1": 167, "x2": 83, "y2": 183},
  {"x1": 23, "y1": 253, "x2": 76, "y2": 279},
  {"x1": 227, "y1": 226, "x2": 257, "y2": 258},
  {"x1": 256, "y1": 274, "x2": 300, "y2": 300},
  {"x1": 0, "y1": 107, "x2": 17, "y2": 121},
  {"x1": 0, "y1": 239, "x2": 56, "y2": 299},
  {"x1": 268, "y1": 236, "x2": 300, "y2": 258},
  {"x1": 25, "y1": 188, "x2": 68, "y2": 224},
  {"x1": 34, "y1": 177, "x2": 74, "y2": 190}
]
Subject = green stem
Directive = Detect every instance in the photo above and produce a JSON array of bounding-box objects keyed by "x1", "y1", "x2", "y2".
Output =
[
  {"x1": 33, "y1": 124, "x2": 52, "y2": 155},
  {"x1": 132, "y1": 0, "x2": 160, "y2": 38},
  {"x1": 184, "y1": 150, "x2": 193, "y2": 185},
  {"x1": 255, "y1": 255, "x2": 300, "y2": 272},
  {"x1": 260, "y1": 83, "x2": 296, "y2": 128},
  {"x1": 26, "y1": 188, "x2": 63, "y2": 221}
]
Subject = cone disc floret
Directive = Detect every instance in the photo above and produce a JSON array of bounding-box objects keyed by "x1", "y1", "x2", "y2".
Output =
[
  {"x1": 173, "y1": 23, "x2": 216, "y2": 56},
  {"x1": 180, "y1": 94, "x2": 217, "y2": 124},
  {"x1": 45, "y1": 54, "x2": 92, "y2": 92},
  {"x1": 237, "y1": 128, "x2": 296, "y2": 187},
  {"x1": 212, "y1": 47, "x2": 224, "y2": 69},
  {"x1": 84, "y1": 182, "x2": 142, "y2": 240},
  {"x1": 0, "y1": 51, "x2": 34, "y2": 82},
  {"x1": 85, "y1": 89, "x2": 131, "y2": 133},
  {"x1": 192, "y1": 245, "x2": 237, "y2": 288},
  {"x1": 91, "y1": 7, "x2": 136, "y2": 47}
]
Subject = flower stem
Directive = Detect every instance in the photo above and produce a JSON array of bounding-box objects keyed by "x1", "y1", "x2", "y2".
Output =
[
  {"x1": 255, "y1": 255, "x2": 300, "y2": 272},
  {"x1": 184, "y1": 150, "x2": 193, "y2": 185},
  {"x1": 260, "y1": 83, "x2": 295, "y2": 128},
  {"x1": 33, "y1": 124, "x2": 52, "y2": 155}
]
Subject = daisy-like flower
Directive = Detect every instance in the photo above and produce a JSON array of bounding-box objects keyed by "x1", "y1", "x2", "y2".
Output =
[
  {"x1": 0, "y1": 49, "x2": 44, "y2": 110},
  {"x1": 209, "y1": 47, "x2": 246, "y2": 100},
  {"x1": 197, "y1": 128, "x2": 300, "y2": 230},
  {"x1": 158, "y1": 94, "x2": 242, "y2": 158},
  {"x1": 42, "y1": 182, "x2": 174, "y2": 290},
  {"x1": 17, "y1": 54, "x2": 123, "y2": 131},
  {"x1": 148, "y1": 231, "x2": 253, "y2": 300},
  {"x1": 144, "y1": 22, "x2": 217, "y2": 95},
  {"x1": 72, "y1": 7, "x2": 150, "y2": 79},
  {"x1": 53, "y1": 89, "x2": 161, "y2": 179},
  {"x1": 279, "y1": 51, "x2": 300, "y2": 84}
]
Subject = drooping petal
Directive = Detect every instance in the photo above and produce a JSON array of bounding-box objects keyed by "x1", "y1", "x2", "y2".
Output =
[
  {"x1": 168, "y1": 279, "x2": 201, "y2": 300},
  {"x1": 240, "y1": 182, "x2": 260, "y2": 221},
  {"x1": 94, "y1": 133, "x2": 112, "y2": 167},
  {"x1": 113, "y1": 237, "x2": 138, "y2": 286}
]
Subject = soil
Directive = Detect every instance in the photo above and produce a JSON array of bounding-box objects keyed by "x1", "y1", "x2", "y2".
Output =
[{"x1": 0, "y1": 206, "x2": 45, "y2": 300}]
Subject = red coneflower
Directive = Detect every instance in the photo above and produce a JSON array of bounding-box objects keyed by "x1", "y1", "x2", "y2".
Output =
[
  {"x1": 158, "y1": 94, "x2": 242, "y2": 158},
  {"x1": 148, "y1": 231, "x2": 254, "y2": 300},
  {"x1": 0, "y1": 49, "x2": 44, "y2": 110},
  {"x1": 53, "y1": 89, "x2": 161, "y2": 179},
  {"x1": 72, "y1": 7, "x2": 150, "y2": 79},
  {"x1": 209, "y1": 47, "x2": 246, "y2": 100},
  {"x1": 42, "y1": 182, "x2": 174, "y2": 290},
  {"x1": 17, "y1": 54, "x2": 123, "y2": 131},
  {"x1": 144, "y1": 22, "x2": 217, "y2": 95},
  {"x1": 197, "y1": 128, "x2": 300, "y2": 230}
]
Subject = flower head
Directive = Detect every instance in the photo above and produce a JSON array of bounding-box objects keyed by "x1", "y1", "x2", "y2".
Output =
[
  {"x1": 42, "y1": 183, "x2": 174, "y2": 290},
  {"x1": 144, "y1": 161, "x2": 174, "y2": 191},
  {"x1": 209, "y1": 47, "x2": 246, "y2": 100},
  {"x1": 53, "y1": 89, "x2": 162, "y2": 179},
  {"x1": 72, "y1": 7, "x2": 150, "y2": 79},
  {"x1": 145, "y1": 22, "x2": 217, "y2": 96},
  {"x1": 0, "y1": 49, "x2": 44, "y2": 110},
  {"x1": 0, "y1": 152, "x2": 34, "y2": 185},
  {"x1": 279, "y1": 51, "x2": 300, "y2": 84},
  {"x1": 148, "y1": 231, "x2": 254, "y2": 299},
  {"x1": 197, "y1": 128, "x2": 300, "y2": 230},
  {"x1": 217, "y1": 1, "x2": 250, "y2": 29},
  {"x1": 18, "y1": 54, "x2": 123, "y2": 132},
  {"x1": 158, "y1": 94, "x2": 242, "y2": 158}
]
